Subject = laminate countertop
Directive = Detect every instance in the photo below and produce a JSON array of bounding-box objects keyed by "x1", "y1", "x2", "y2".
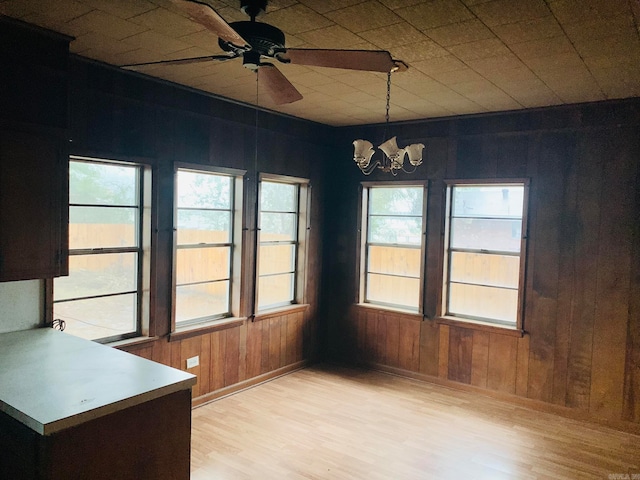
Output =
[{"x1": 0, "y1": 328, "x2": 196, "y2": 435}]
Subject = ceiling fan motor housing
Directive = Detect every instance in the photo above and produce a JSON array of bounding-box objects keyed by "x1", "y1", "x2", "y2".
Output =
[{"x1": 219, "y1": 21, "x2": 286, "y2": 60}]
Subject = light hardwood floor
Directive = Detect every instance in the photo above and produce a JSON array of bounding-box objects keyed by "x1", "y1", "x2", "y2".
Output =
[{"x1": 190, "y1": 365, "x2": 640, "y2": 479}]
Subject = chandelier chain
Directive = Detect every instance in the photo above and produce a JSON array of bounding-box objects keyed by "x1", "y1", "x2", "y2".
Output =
[{"x1": 385, "y1": 71, "x2": 391, "y2": 124}]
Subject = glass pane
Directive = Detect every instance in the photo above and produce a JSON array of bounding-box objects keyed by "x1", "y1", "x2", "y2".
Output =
[
  {"x1": 177, "y1": 170, "x2": 231, "y2": 209},
  {"x1": 368, "y1": 216, "x2": 422, "y2": 245},
  {"x1": 70, "y1": 161, "x2": 137, "y2": 206},
  {"x1": 54, "y1": 293, "x2": 136, "y2": 341},
  {"x1": 176, "y1": 281, "x2": 229, "y2": 323},
  {"x1": 261, "y1": 181, "x2": 296, "y2": 212},
  {"x1": 69, "y1": 206, "x2": 137, "y2": 249},
  {"x1": 452, "y1": 185, "x2": 524, "y2": 218},
  {"x1": 367, "y1": 245, "x2": 420, "y2": 277},
  {"x1": 450, "y1": 251, "x2": 520, "y2": 288},
  {"x1": 177, "y1": 210, "x2": 230, "y2": 245},
  {"x1": 448, "y1": 283, "x2": 518, "y2": 324},
  {"x1": 54, "y1": 253, "x2": 137, "y2": 301},
  {"x1": 369, "y1": 187, "x2": 423, "y2": 216},
  {"x1": 258, "y1": 273, "x2": 294, "y2": 309},
  {"x1": 259, "y1": 244, "x2": 295, "y2": 276},
  {"x1": 366, "y1": 273, "x2": 419, "y2": 310},
  {"x1": 260, "y1": 212, "x2": 296, "y2": 241},
  {"x1": 176, "y1": 247, "x2": 230, "y2": 285},
  {"x1": 451, "y1": 217, "x2": 522, "y2": 252}
]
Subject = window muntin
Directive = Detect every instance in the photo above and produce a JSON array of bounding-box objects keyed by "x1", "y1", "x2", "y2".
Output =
[
  {"x1": 257, "y1": 180, "x2": 300, "y2": 310},
  {"x1": 174, "y1": 169, "x2": 236, "y2": 325},
  {"x1": 53, "y1": 159, "x2": 144, "y2": 342},
  {"x1": 361, "y1": 185, "x2": 425, "y2": 311},
  {"x1": 443, "y1": 183, "x2": 526, "y2": 326}
]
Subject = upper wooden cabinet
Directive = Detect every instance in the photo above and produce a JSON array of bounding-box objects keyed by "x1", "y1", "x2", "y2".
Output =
[{"x1": 0, "y1": 18, "x2": 70, "y2": 281}]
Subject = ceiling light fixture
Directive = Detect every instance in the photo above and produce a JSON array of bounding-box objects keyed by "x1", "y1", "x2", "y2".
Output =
[{"x1": 353, "y1": 70, "x2": 424, "y2": 176}]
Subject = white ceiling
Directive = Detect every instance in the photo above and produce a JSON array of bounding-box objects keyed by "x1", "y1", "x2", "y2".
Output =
[{"x1": 2, "y1": 0, "x2": 639, "y2": 126}]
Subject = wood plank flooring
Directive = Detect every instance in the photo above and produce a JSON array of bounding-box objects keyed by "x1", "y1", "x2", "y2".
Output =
[{"x1": 190, "y1": 365, "x2": 640, "y2": 479}]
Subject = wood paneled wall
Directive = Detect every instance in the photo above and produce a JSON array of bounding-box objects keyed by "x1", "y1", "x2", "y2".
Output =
[
  {"x1": 65, "y1": 57, "x2": 329, "y2": 403},
  {"x1": 326, "y1": 99, "x2": 640, "y2": 430}
]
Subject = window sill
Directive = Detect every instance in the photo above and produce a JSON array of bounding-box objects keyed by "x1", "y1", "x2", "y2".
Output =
[
  {"x1": 355, "y1": 303, "x2": 423, "y2": 321},
  {"x1": 253, "y1": 304, "x2": 309, "y2": 322},
  {"x1": 436, "y1": 316, "x2": 525, "y2": 337},
  {"x1": 111, "y1": 336, "x2": 160, "y2": 350},
  {"x1": 170, "y1": 317, "x2": 247, "y2": 341}
]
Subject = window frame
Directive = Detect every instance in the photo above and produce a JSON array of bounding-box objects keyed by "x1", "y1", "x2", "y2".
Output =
[
  {"x1": 439, "y1": 178, "x2": 529, "y2": 332},
  {"x1": 357, "y1": 181, "x2": 428, "y2": 314},
  {"x1": 51, "y1": 156, "x2": 151, "y2": 344},
  {"x1": 172, "y1": 163, "x2": 245, "y2": 329},
  {"x1": 255, "y1": 173, "x2": 310, "y2": 313}
]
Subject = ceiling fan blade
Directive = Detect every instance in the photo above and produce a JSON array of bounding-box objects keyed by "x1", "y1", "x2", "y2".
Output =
[
  {"x1": 258, "y1": 64, "x2": 303, "y2": 105},
  {"x1": 121, "y1": 54, "x2": 237, "y2": 70},
  {"x1": 279, "y1": 49, "x2": 398, "y2": 73},
  {"x1": 171, "y1": 0, "x2": 250, "y2": 50}
]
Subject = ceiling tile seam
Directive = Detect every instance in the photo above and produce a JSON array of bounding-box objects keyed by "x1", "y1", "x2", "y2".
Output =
[
  {"x1": 60, "y1": 5, "x2": 97, "y2": 26},
  {"x1": 435, "y1": 1, "x2": 562, "y2": 107},
  {"x1": 538, "y1": 0, "x2": 607, "y2": 101},
  {"x1": 299, "y1": 0, "x2": 370, "y2": 16},
  {"x1": 404, "y1": 1, "x2": 524, "y2": 111},
  {"x1": 629, "y1": 0, "x2": 640, "y2": 38}
]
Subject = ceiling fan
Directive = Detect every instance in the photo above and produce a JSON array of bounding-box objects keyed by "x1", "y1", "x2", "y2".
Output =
[{"x1": 121, "y1": 0, "x2": 408, "y2": 104}]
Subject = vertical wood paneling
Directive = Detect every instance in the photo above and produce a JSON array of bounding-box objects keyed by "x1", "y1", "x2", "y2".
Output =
[
  {"x1": 224, "y1": 327, "x2": 240, "y2": 386},
  {"x1": 419, "y1": 321, "x2": 440, "y2": 377},
  {"x1": 376, "y1": 316, "x2": 387, "y2": 364},
  {"x1": 386, "y1": 316, "x2": 400, "y2": 368},
  {"x1": 470, "y1": 331, "x2": 490, "y2": 388},
  {"x1": 590, "y1": 130, "x2": 636, "y2": 420},
  {"x1": 565, "y1": 133, "x2": 603, "y2": 410},
  {"x1": 398, "y1": 318, "x2": 420, "y2": 371},
  {"x1": 516, "y1": 335, "x2": 530, "y2": 397},
  {"x1": 211, "y1": 331, "x2": 225, "y2": 391},
  {"x1": 246, "y1": 320, "x2": 262, "y2": 379},
  {"x1": 448, "y1": 327, "x2": 473, "y2": 384},
  {"x1": 487, "y1": 334, "x2": 518, "y2": 394},
  {"x1": 365, "y1": 310, "x2": 377, "y2": 362},
  {"x1": 180, "y1": 337, "x2": 201, "y2": 397},
  {"x1": 199, "y1": 334, "x2": 211, "y2": 395},
  {"x1": 439, "y1": 325, "x2": 450, "y2": 378}
]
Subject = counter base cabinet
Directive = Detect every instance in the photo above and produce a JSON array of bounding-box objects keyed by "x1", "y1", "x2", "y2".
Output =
[{"x1": 0, "y1": 389, "x2": 192, "y2": 480}]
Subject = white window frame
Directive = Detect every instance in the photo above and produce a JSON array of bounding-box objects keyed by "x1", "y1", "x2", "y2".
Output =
[
  {"x1": 441, "y1": 178, "x2": 529, "y2": 330},
  {"x1": 358, "y1": 181, "x2": 428, "y2": 313},
  {"x1": 52, "y1": 156, "x2": 151, "y2": 343},
  {"x1": 255, "y1": 173, "x2": 310, "y2": 312},
  {"x1": 172, "y1": 164, "x2": 245, "y2": 328}
]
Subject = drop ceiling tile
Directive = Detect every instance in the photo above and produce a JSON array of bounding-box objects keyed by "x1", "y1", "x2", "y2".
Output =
[
  {"x1": 296, "y1": 24, "x2": 364, "y2": 49},
  {"x1": 129, "y1": 6, "x2": 204, "y2": 38},
  {"x1": 358, "y1": 22, "x2": 428, "y2": 48},
  {"x1": 108, "y1": 48, "x2": 165, "y2": 67},
  {"x1": 469, "y1": 0, "x2": 551, "y2": 26},
  {"x1": 124, "y1": 30, "x2": 193, "y2": 55},
  {"x1": 395, "y1": 0, "x2": 475, "y2": 30},
  {"x1": 70, "y1": 31, "x2": 137, "y2": 55},
  {"x1": 22, "y1": 1, "x2": 93, "y2": 24},
  {"x1": 177, "y1": 29, "x2": 224, "y2": 53},
  {"x1": 428, "y1": 67, "x2": 486, "y2": 85},
  {"x1": 81, "y1": 0, "x2": 156, "y2": 20},
  {"x1": 446, "y1": 38, "x2": 511, "y2": 61},
  {"x1": 325, "y1": 1, "x2": 402, "y2": 33},
  {"x1": 286, "y1": 71, "x2": 343, "y2": 88},
  {"x1": 465, "y1": 54, "x2": 528, "y2": 76},
  {"x1": 425, "y1": 19, "x2": 495, "y2": 46},
  {"x1": 265, "y1": 4, "x2": 334, "y2": 35},
  {"x1": 388, "y1": 40, "x2": 449, "y2": 62},
  {"x1": 522, "y1": 51, "x2": 585, "y2": 72},
  {"x1": 479, "y1": 65, "x2": 540, "y2": 86},
  {"x1": 561, "y1": 13, "x2": 636, "y2": 42},
  {"x1": 509, "y1": 87, "x2": 563, "y2": 108},
  {"x1": 0, "y1": 0, "x2": 39, "y2": 17},
  {"x1": 572, "y1": 33, "x2": 640, "y2": 62},
  {"x1": 411, "y1": 55, "x2": 468, "y2": 75},
  {"x1": 547, "y1": 0, "x2": 630, "y2": 25},
  {"x1": 298, "y1": 0, "x2": 365, "y2": 14},
  {"x1": 311, "y1": 81, "x2": 362, "y2": 96},
  {"x1": 509, "y1": 35, "x2": 575, "y2": 61},
  {"x1": 492, "y1": 16, "x2": 564, "y2": 44},
  {"x1": 378, "y1": 0, "x2": 426, "y2": 9},
  {"x1": 68, "y1": 10, "x2": 149, "y2": 40}
]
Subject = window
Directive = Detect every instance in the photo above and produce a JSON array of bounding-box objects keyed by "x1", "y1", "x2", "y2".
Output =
[
  {"x1": 359, "y1": 183, "x2": 426, "y2": 311},
  {"x1": 256, "y1": 175, "x2": 309, "y2": 311},
  {"x1": 174, "y1": 166, "x2": 243, "y2": 326},
  {"x1": 53, "y1": 157, "x2": 149, "y2": 342},
  {"x1": 442, "y1": 181, "x2": 528, "y2": 328}
]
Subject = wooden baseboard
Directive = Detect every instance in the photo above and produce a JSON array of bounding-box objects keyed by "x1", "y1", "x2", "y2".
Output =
[
  {"x1": 192, "y1": 360, "x2": 309, "y2": 408},
  {"x1": 353, "y1": 361, "x2": 640, "y2": 437}
]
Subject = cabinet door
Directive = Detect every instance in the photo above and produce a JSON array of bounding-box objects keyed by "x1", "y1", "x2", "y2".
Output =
[{"x1": 0, "y1": 126, "x2": 68, "y2": 281}]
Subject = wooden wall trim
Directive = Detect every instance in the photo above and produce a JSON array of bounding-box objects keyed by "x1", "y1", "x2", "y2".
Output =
[
  {"x1": 192, "y1": 360, "x2": 308, "y2": 408},
  {"x1": 357, "y1": 362, "x2": 640, "y2": 436}
]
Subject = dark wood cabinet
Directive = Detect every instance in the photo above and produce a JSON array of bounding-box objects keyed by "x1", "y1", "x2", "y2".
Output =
[
  {"x1": 0, "y1": 18, "x2": 70, "y2": 282},
  {"x1": 0, "y1": 124, "x2": 68, "y2": 281}
]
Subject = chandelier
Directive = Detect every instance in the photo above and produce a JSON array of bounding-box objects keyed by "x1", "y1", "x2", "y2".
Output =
[{"x1": 353, "y1": 71, "x2": 424, "y2": 176}]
